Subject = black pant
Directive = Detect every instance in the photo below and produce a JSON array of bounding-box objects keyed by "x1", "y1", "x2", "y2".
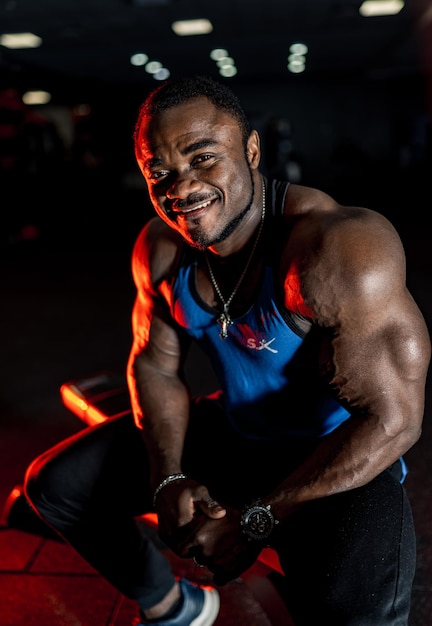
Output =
[{"x1": 24, "y1": 399, "x2": 416, "y2": 624}]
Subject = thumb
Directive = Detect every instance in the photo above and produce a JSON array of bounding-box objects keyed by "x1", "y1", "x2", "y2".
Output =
[{"x1": 198, "y1": 496, "x2": 226, "y2": 519}]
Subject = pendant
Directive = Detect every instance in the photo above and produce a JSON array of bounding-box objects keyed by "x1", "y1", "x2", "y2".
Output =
[{"x1": 217, "y1": 306, "x2": 233, "y2": 340}]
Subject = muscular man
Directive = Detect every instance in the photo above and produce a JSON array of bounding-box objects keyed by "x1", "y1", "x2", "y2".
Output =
[{"x1": 25, "y1": 76, "x2": 431, "y2": 625}]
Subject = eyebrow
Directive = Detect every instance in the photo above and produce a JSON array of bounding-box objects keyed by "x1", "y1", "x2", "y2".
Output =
[
  {"x1": 183, "y1": 139, "x2": 217, "y2": 155},
  {"x1": 146, "y1": 138, "x2": 218, "y2": 169}
]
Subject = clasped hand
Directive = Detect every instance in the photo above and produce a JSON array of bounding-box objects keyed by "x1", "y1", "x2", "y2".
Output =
[{"x1": 155, "y1": 478, "x2": 263, "y2": 585}]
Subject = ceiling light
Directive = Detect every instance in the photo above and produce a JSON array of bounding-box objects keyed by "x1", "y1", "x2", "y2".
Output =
[
  {"x1": 359, "y1": 0, "x2": 404, "y2": 17},
  {"x1": 22, "y1": 90, "x2": 51, "y2": 105},
  {"x1": 145, "y1": 60, "x2": 163, "y2": 73},
  {"x1": 287, "y1": 42, "x2": 308, "y2": 75},
  {"x1": 210, "y1": 48, "x2": 229, "y2": 61},
  {"x1": 153, "y1": 68, "x2": 170, "y2": 81},
  {"x1": 130, "y1": 53, "x2": 149, "y2": 67},
  {"x1": 0, "y1": 32, "x2": 42, "y2": 49},
  {"x1": 219, "y1": 66, "x2": 237, "y2": 78},
  {"x1": 289, "y1": 43, "x2": 308, "y2": 55},
  {"x1": 288, "y1": 62, "x2": 305, "y2": 74},
  {"x1": 209, "y1": 47, "x2": 237, "y2": 78},
  {"x1": 171, "y1": 19, "x2": 213, "y2": 36},
  {"x1": 216, "y1": 57, "x2": 235, "y2": 68},
  {"x1": 288, "y1": 54, "x2": 306, "y2": 64}
]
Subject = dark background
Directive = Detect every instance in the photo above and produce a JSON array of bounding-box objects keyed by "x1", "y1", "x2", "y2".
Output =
[{"x1": 0, "y1": 1, "x2": 431, "y2": 624}]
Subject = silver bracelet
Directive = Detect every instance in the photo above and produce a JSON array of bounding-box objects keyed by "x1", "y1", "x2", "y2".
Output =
[{"x1": 152, "y1": 473, "x2": 188, "y2": 507}]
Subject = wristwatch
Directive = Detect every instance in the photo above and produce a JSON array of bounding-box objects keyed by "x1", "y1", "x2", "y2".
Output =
[{"x1": 240, "y1": 499, "x2": 279, "y2": 543}]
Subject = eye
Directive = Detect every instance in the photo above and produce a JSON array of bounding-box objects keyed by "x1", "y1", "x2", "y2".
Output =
[
  {"x1": 148, "y1": 169, "x2": 169, "y2": 181},
  {"x1": 193, "y1": 153, "x2": 214, "y2": 166}
]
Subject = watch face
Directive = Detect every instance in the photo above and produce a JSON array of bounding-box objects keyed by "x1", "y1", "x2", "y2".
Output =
[{"x1": 242, "y1": 505, "x2": 274, "y2": 541}]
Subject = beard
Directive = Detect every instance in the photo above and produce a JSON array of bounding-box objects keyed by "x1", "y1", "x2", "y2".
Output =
[{"x1": 189, "y1": 167, "x2": 255, "y2": 250}]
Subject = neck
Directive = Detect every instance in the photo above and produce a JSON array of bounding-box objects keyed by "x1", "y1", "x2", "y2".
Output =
[
  {"x1": 207, "y1": 176, "x2": 265, "y2": 260},
  {"x1": 204, "y1": 179, "x2": 266, "y2": 339}
]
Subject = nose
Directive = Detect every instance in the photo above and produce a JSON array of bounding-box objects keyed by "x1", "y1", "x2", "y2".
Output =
[{"x1": 166, "y1": 175, "x2": 201, "y2": 200}]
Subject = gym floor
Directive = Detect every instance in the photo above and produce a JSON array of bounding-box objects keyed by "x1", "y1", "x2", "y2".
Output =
[{"x1": 0, "y1": 209, "x2": 431, "y2": 625}]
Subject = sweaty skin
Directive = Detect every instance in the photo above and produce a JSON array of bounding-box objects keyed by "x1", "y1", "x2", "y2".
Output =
[{"x1": 128, "y1": 95, "x2": 431, "y2": 584}]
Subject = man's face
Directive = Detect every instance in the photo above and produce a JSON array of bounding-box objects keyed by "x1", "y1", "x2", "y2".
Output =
[{"x1": 135, "y1": 96, "x2": 260, "y2": 248}]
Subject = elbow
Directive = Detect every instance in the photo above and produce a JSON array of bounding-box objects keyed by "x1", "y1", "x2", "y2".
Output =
[
  {"x1": 394, "y1": 413, "x2": 423, "y2": 455},
  {"x1": 383, "y1": 402, "x2": 424, "y2": 455},
  {"x1": 406, "y1": 421, "x2": 422, "y2": 448}
]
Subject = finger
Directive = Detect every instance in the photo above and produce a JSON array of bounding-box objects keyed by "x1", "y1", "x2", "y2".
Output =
[
  {"x1": 161, "y1": 522, "x2": 200, "y2": 557},
  {"x1": 196, "y1": 497, "x2": 226, "y2": 519}
]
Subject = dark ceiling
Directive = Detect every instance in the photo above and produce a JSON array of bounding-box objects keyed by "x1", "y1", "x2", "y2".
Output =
[{"x1": 0, "y1": 0, "x2": 431, "y2": 105}]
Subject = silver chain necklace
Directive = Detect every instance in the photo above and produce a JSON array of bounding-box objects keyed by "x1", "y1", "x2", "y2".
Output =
[{"x1": 204, "y1": 181, "x2": 266, "y2": 340}]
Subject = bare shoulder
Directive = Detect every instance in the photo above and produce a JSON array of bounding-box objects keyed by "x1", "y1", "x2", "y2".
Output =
[
  {"x1": 286, "y1": 183, "x2": 396, "y2": 231},
  {"x1": 282, "y1": 184, "x2": 410, "y2": 318},
  {"x1": 284, "y1": 183, "x2": 405, "y2": 272},
  {"x1": 280, "y1": 184, "x2": 430, "y2": 411},
  {"x1": 131, "y1": 216, "x2": 183, "y2": 291}
]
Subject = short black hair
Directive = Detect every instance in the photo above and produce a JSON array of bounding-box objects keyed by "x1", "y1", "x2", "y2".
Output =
[{"x1": 134, "y1": 75, "x2": 252, "y2": 150}]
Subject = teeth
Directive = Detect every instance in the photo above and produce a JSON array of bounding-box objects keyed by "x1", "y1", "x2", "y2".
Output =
[{"x1": 182, "y1": 199, "x2": 212, "y2": 213}]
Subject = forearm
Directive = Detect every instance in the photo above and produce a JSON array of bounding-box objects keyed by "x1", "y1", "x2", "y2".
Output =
[
  {"x1": 130, "y1": 355, "x2": 191, "y2": 489},
  {"x1": 265, "y1": 410, "x2": 420, "y2": 523},
  {"x1": 268, "y1": 286, "x2": 429, "y2": 523}
]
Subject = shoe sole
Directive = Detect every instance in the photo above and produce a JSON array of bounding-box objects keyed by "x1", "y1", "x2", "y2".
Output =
[{"x1": 190, "y1": 587, "x2": 220, "y2": 626}]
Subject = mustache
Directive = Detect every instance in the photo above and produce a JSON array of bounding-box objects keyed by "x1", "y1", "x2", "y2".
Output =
[{"x1": 174, "y1": 192, "x2": 219, "y2": 210}]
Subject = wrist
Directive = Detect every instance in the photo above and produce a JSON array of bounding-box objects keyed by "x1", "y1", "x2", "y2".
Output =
[
  {"x1": 240, "y1": 498, "x2": 279, "y2": 545},
  {"x1": 152, "y1": 473, "x2": 188, "y2": 507}
]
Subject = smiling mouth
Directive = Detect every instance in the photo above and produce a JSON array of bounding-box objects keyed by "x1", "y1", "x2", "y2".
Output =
[{"x1": 173, "y1": 196, "x2": 217, "y2": 214}]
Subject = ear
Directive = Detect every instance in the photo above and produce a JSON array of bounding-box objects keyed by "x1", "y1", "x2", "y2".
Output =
[{"x1": 246, "y1": 130, "x2": 261, "y2": 169}]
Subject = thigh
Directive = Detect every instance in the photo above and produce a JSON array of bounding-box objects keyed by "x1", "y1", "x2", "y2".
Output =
[
  {"x1": 25, "y1": 412, "x2": 152, "y2": 516},
  {"x1": 274, "y1": 470, "x2": 416, "y2": 625}
]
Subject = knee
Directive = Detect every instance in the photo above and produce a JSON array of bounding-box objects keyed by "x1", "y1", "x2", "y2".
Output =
[
  {"x1": 23, "y1": 451, "x2": 64, "y2": 521},
  {"x1": 23, "y1": 456, "x2": 47, "y2": 512}
]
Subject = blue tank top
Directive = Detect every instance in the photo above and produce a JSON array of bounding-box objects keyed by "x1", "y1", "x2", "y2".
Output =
[{"x1": 170, "y1": 178, "x2": 351, "y2": 442}]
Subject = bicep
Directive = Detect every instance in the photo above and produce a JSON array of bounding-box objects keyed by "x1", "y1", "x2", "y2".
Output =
[
  {"x1": 127, "y1": 300, "x2": 184, "y2": 428},
  {"x1": 128, "y1": 218, "x2": 185, "y2": 371},
  {"x1": 127, "y1": 220, "x2": 185, "y2": 388},
  {"x1": 300, "y1": 211, "x2": 430, "y2": 423},
  {"x1": 321, "y1": 286, "x2": 430, "y2": 436},
  {"x1": 129, "y1": 292, "x2": 183, "y2": 377}
]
